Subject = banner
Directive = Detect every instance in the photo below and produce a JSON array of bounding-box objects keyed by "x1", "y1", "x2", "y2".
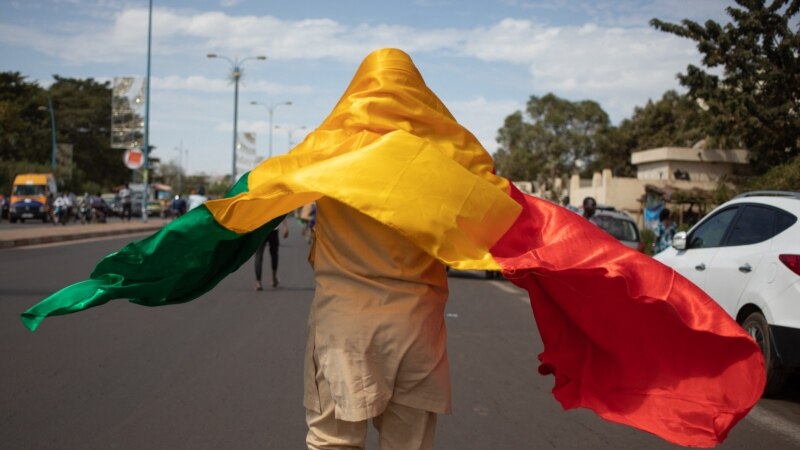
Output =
[{"x1": 111, "y1": 77, "x2": 146, "y2": 149}]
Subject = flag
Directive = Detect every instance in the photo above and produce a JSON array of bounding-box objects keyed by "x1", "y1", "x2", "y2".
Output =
[{"x1": 22, "y1": 48, "x2": 764, "y2": 448}]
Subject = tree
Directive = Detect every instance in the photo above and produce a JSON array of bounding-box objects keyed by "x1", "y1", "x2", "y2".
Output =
[
  {"x1": 622, "y1": 90, "x2": 712, "y2": 150},
  {"x1": 48, "y1": 76, "x2": 130, "y2": 190},
  {"x1": 0, "y1": 72, "x2": 50, "y2": 164},
  {"x1": 494, "y1": 111, "x2": 535, "y2": 180},
  {"x1": 494, "y1": 93, "x2": 611, "y2": 186},
  {"x1": 0, "y1": 72, "x2": 142, "y2": 194},
  {"x1": 651, "y1": 0, "x2": 800, "y2": 174}
]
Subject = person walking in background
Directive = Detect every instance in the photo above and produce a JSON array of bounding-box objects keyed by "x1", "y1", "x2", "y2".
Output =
[
  {"x1": 254, "y1": 218, "x2": 289, "y2": 290},
  {"x1": 188, "y1": 186, "x2": 208, "y2": 211},
  {"x1": 119, "y1": 184, "x2": 132, "y2": 221},
  {"x1": 299, "y1": 202, "x2": 317, "y2": 244},
  {"x1": 653, "y1": 208, "x2": 677, "y2": 254},
  {"x1": 169, "y1": 195, "x2": 187, "y2": 219},
  {"x1": 582, "y1": 196, "x2": 597, "y2": 222},
  {"x1": 561, "y1": 195, "x2": 579, "y2": 213}
]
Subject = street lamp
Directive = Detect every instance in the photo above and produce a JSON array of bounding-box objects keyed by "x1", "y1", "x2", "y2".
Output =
[
  {"x1": 275, "y1": 124, "x2": 307, "y2": 150},
  {"x1": 207, "y1": 53, "x2": 267, "y2": 183},
  {"x1": 38, "y1": 98, "x2": 57, "y2": 172},
  {"x1": 250, "y1": 100, "x2": 292, "y2": 159}
]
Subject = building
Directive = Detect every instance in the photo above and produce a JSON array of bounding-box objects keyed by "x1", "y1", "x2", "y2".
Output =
[{"x1": 567, "y1": 147, "x2": 750, "y2": 226}]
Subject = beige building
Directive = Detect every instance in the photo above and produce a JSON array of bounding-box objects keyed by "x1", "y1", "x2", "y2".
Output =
[{"x1": 566, "y1": 147, "x2": 750, "y2": 221}]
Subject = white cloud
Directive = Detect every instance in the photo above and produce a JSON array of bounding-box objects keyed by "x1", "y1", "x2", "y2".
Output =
[
  {"x1": 458, "y1": 18, "x2": 697, "y2": 119},
  {"x1": 446, "y1": 96, "x2": 524, "y2": 154},
  {"x1": 153, "y1": 75, "x2": 312, "y2": 95}
]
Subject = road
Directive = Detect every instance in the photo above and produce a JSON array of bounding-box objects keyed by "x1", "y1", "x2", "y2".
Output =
[{"x1": 1, "y1": 221, "x2": 799, "y2": 449}]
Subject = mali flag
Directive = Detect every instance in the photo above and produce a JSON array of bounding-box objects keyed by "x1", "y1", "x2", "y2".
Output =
[{"x1": 21, "y1": 48, "x2": 764, "y2": 448}]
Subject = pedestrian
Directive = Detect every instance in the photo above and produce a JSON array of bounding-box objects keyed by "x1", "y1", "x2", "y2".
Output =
[
  {"x1": 653, "y1": 208, "x2": 677, "y2": 254},
  {"x1": 188, "y1": 186, "x2": 208, "y2": 211},
  {"x1": 119, "y1": 184, "x2": 132, "y2": 221},
  {"x1": 254, "y1": 218, "x2": 289, "y2": 290},
  {"x1": 52, "y1": 193, "x2": 68, "y2": 225},
  {"x1": 582, "y1": 196, "x2": 597, "y2": 221},
  {"x1": 561, "y1": 195, "x2": 579, "y2": 213},
  {"x1": 169, "y1": 195, "x2": 187, "y2": 219}
]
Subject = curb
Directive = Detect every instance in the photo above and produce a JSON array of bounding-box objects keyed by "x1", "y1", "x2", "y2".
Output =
[{"x1": 0, "y1": 225, "x2": 165, "y2": 249}]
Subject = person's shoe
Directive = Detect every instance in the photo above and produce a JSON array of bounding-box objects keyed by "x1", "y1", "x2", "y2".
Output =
[
  {"x1": 272, "y1": 277, "x2": 279, "y2": 288},
  {"x1": 255, "y1": 281, "x2": 263, "y2": 291}
]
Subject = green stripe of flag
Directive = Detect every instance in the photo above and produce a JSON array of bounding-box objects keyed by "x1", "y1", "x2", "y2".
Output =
[{"x1": 21, "y1": 172, "x2": 283, "y2": 331}]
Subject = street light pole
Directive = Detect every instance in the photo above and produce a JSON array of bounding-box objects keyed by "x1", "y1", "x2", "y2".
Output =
[
  {"x1": 141, "y1": 0, "x2": 153, "y2": 223},
  {"x1": 275, "y1": 124, "x2": 307, "y2": 150},
  {"x1": 207, "y1": 53, "x2": 266, "y2": 184},
  {"x1": 250, "y1": 100, "x2": 291, "y2": 159}
]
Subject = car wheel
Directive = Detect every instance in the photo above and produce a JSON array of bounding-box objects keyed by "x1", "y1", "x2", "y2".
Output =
[{"x1": 742, "y1": 311, "x2": 787, "y2": 396}]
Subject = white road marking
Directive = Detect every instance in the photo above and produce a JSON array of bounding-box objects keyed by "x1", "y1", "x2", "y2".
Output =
[{"x1": 14, "y1": 232, "x2": 152, "y2": 250}]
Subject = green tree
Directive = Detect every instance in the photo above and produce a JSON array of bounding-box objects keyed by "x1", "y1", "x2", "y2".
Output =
[
  {"x1": 494, "y1": 111, "x2": 535, "y2": 180},
  {"x1": 48, "y1": 76, "x2": 130, "y2": 190},
  {"x1": 743, "y1": 153, "x2": 800, "y2": 190},
  {"x1": 0, "y1": 72, "x2": 145, "y2": 194},
  {"x1": 0, "y1": 72, "x2": 50, "y2": 164},
  {"x1": 651, "y1": 0, "x2": 800, "y2": 173},
  {"x1": 586, "y1": 125, "x2": 637, "y2": 177},
  {"x1": 494, "y1": 93, "x2": 611, "y2": 185},
  {"x1": 622, "y1": 90, "x2": 712, "y2": 150}
]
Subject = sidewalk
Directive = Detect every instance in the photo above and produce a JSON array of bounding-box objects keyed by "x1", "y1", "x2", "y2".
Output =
[{"x1": 0, "y1": 218, "x2": 168, "y2": 249}]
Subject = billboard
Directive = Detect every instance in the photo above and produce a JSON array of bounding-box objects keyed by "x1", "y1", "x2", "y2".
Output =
[{"x1": 111, "y1": 77, "x2": 146, "y2": 150}]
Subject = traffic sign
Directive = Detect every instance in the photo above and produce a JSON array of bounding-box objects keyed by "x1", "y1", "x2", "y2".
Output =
[{"x1": 123, "y1": 148, "x2": 144, "y2": 170}]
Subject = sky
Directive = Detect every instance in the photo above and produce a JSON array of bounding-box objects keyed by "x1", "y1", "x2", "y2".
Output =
[{"x1": 0, "y1": 0, "x2": 737, "y2": 178}]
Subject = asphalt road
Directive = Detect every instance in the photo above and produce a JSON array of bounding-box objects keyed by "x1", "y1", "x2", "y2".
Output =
[{"x1": 1, "y1": 221, "x2": 799, "y2": 449}]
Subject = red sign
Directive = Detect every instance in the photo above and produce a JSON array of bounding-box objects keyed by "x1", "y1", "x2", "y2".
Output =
[{"x1": 123, "y1": 148, "x2": 144, "y2": 169}]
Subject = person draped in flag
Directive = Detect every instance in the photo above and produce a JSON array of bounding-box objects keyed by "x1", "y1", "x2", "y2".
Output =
[
  {"x1": 22, "y1": 48, "x2": 764, "y2": 449},
  {"x1": 304, "y1": 200, "x2": 449, "y2": 449}
]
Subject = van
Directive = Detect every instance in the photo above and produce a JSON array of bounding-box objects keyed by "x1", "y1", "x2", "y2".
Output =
[{"x1": 9, "y1": 173, "x2": 57, "y2": 223}]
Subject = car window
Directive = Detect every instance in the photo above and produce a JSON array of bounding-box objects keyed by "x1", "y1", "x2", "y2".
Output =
[
  {"x1": 593, "y1": 215, "x2": 639, "y2": 241},
  {"x1": 775, "y1": 209, "x2": 797, "y2": 235},
  {"x1": 726, "y1": 205, "x2": 776, "y2": 246},
  {"x1": 13, "y1": 185, "x2": 45, "y2": 196},
  {"x1": 723, "y1": 204, "x2": 797, "y2": 246},
  {"x1": 688, "y1": 207, "x2": 738, "y2": 249}
]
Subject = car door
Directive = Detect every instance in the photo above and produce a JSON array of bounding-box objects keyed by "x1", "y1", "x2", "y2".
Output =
[
  {"x1": 672, "y1": 206, "x2": 741, "y2": 289},
  {"x1": 704, "y1": 205, "x2": 776, "y2": 316}
]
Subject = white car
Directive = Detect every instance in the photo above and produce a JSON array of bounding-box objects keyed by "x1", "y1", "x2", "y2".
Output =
[{"x1": 654, "y1": 191, "x2": 800, "y2": 395}]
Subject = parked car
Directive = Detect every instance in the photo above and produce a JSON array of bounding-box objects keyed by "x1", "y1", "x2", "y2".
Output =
[
  {"x1": 147, "y1": 199, "x2": 163, "y2": 218},
  {"x1": 101, "y1": 193, "x2": 120, "y2": 217},
  {"x1": 654, "y1": 191, "x2": 800, "y2": 395},
  {"x1": 590, "y1": 208, "x2": 644, "y2": 252}
]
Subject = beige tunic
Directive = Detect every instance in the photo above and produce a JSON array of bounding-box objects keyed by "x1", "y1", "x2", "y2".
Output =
[{"x1": 303, "y1": 197, "x2": 451, "y2": 422}]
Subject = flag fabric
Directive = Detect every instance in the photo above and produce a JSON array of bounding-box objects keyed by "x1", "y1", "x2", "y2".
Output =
[{"x1": 22, "y1": 48, "x2": 764, "y2": 447}]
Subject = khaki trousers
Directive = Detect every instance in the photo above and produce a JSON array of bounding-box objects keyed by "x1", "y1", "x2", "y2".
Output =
[{"x1": 306, "y1": 362, "x2": 437, "y2": 450}]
